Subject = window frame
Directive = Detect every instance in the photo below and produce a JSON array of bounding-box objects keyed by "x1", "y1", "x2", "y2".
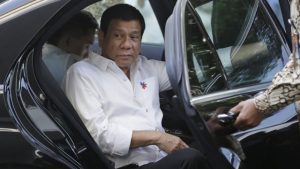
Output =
[{"x1": 187, "y1": 0, "x2": 291, "y2": 100}]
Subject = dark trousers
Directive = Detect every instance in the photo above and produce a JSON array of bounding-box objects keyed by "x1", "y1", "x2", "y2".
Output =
[{"x1": 119, "y1": 148, "x2": 210, "y2": 169}]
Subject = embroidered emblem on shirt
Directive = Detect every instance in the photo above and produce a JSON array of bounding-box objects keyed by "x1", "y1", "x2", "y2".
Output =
[{"x1": 140, "y1": 81, "x2": 147, "y2": 90}]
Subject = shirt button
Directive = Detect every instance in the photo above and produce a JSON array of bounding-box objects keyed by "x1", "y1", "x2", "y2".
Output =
[
  {"x1": 146, "y1": 109, "x2": 148, "y2": 112},
  {"x1": 123, "y1": 78, "x2": 127, "y2": 81}
]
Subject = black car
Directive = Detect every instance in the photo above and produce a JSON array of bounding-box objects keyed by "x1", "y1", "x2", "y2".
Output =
[{"x1": 0, "y1": 0, "x2": 299, "y2": 169}]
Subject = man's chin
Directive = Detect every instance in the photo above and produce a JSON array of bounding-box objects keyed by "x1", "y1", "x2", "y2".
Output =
[
  {"x1": 116, "y1": 60, "x2": 133, "y2": 66},
  {"x1": 117, "y1": 63, "x2": 131, "y2": 69}
]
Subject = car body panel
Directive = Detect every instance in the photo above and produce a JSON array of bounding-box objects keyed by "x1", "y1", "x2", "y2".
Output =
[{"x1": 0, "y1": 0, "x2": 69, "y2": 82}]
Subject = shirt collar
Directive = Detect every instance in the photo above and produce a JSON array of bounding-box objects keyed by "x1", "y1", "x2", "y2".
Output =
[{"x1": 88, "y1": 52, "x2": 115, "y2": 71}]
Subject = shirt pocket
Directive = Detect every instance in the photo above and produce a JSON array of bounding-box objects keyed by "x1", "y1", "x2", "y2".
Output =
[{"x1": 135, "y1": 77, "x2": 158, "y2": 104}]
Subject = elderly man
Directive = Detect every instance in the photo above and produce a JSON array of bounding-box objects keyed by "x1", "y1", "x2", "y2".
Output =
[{"x1": 64, "y1": 4, "x2": 208, "y2": 169}]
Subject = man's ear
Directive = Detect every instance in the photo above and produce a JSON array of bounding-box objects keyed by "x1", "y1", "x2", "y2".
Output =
[{"x1": 98, "y1": 30, "x2": 104, "y2": 47}]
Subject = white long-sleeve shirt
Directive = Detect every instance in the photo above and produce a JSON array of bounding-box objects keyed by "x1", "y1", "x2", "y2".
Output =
[{"x1": 64, "y1": 53, "x2": 171, "y2": 168}]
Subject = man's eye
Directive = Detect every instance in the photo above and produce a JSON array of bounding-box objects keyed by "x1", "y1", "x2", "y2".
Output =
[
  {"x1": 114, "y1": 33, "x2": 121, "y2": 38},
  {"x1": 131, "y1": 35, "x2": 140, "y2": 40}
]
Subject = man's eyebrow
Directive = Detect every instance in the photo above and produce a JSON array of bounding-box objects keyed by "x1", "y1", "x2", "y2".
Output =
[
  {"x1": 111, "y1": 28, "x2": 141, "y2": 33},
  {"x1": 131, "y1": 31, "x2": 141, "y2": 34},
  {"x1": 110, "y1": 28, "x2": 122, "y2": 32}
]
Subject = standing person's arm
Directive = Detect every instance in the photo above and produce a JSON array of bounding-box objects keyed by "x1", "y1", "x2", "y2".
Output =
[{"x1": 231, "y1": 80, "x2": 300, "y2": 130}]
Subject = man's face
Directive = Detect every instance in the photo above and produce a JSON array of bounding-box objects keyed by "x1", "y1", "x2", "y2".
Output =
[
  {"x1": 99, "y1": 19, "x2": 142, "y2": 69},
  {"x1": 68, "y1": 30, "x2": 95, "y2": 57}
]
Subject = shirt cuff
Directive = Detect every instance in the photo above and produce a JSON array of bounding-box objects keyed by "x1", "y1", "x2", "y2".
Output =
[
  {"x1": 254, "y1": 92, "x2": 273, "y2": 115},
  {"x1": 111, "y1": 127, "x2": 132, "y2": 156}
]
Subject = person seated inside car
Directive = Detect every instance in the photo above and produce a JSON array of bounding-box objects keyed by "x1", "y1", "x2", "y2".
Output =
[
  {"x1": 42, "y1": 10, "x2": 98, "y2": 85},
  {"x1": 64, "y1": 4, "x2": 210, "y2": 169}
]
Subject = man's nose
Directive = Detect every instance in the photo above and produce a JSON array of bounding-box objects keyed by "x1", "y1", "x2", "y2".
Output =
[{"x1": 120, "y1": 36, "x2": 132, "y2": 49}]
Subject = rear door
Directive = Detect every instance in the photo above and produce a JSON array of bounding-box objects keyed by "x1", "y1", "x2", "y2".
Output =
[
  {"x1": 4, "y1": 0, "x2": 114, "y2": 168},
  {"x1": 165, "y1": 0, "x2": 295, "y2": 168}
]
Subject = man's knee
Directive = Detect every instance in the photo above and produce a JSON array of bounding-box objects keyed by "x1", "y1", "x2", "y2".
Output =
[
  {"x1": 180, "y1": 148, "x2": 209, "y2": 169},
  {"x1": 181, "y1": 148, "x2": 205, "y2": 162},
  {"x1": 147, "y1": 148, "x2": 209, "y2": 169}
]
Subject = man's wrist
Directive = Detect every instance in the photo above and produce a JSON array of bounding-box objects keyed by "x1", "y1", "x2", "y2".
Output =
[
  {"x1": 253, "y1": 93, "x2": 271, "y2": 114},
  {"x1": 151, "y1": 131, "x2": 163, "y2": 145}
]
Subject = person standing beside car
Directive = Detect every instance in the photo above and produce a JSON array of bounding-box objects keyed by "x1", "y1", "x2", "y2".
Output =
[
  {"x1": 43, "y1": 10, "x2": 98, "y2": 85},
  {"x1": 229, "y1": 0, "x2": 300, "y2": 130},
  {"x1": 64, "y1": 4, "x2": 208, "y2": 169}
]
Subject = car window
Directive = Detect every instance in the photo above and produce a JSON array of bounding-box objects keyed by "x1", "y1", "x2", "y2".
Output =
[
  {"x1": 85, "y1": 0, "x2": 164, "y2": 45},
  {"x1": 186, "y1": 0, "x2": 289, "y2": 97}
]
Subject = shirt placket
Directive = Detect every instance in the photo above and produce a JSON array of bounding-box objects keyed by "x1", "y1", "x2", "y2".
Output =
[
  {"x1": 109, "y1": 63, "x2": 135, "y2": 94},
  {"x1": 132, "y1": 73, "x2": 152, "y2": 115}
]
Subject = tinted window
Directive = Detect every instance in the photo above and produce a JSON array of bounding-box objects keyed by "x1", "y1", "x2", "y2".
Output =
[{"x1": 187, "y1": 0, "x2": 288, "y2": 97}]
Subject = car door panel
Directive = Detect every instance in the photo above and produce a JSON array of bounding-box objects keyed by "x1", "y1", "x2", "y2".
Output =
[{"x1": 166, "y1": 0, "x2": 300, "y2": 168}]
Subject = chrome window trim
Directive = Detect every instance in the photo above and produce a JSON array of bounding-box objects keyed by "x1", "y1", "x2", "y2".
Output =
[
  {"x1": 0, "y1": 84, "x2": 3, "y2": 95},
  {"x1": 190, "y1": 83, "x2": 271, "y2": 105},
  {"x1": 0, "y1": 128, "x2": 19, "y2": 132},
  {"x1": 0, "y1": 0, "x2": 59, "y2": 24}
]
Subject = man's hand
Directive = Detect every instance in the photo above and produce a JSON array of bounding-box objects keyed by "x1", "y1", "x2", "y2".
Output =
[
  {"x1": 131, "y1": 131, "x2": 188, "y2": 153},
  {"x1": 230, "y1": 99, "x2": 264, "y2": 130},
  {"x1": 207, "y1": 107, "x2": 237, "y2": 136},
  {"x1": 156, "y1": 132, "x2": 189, "y2": 153}
]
